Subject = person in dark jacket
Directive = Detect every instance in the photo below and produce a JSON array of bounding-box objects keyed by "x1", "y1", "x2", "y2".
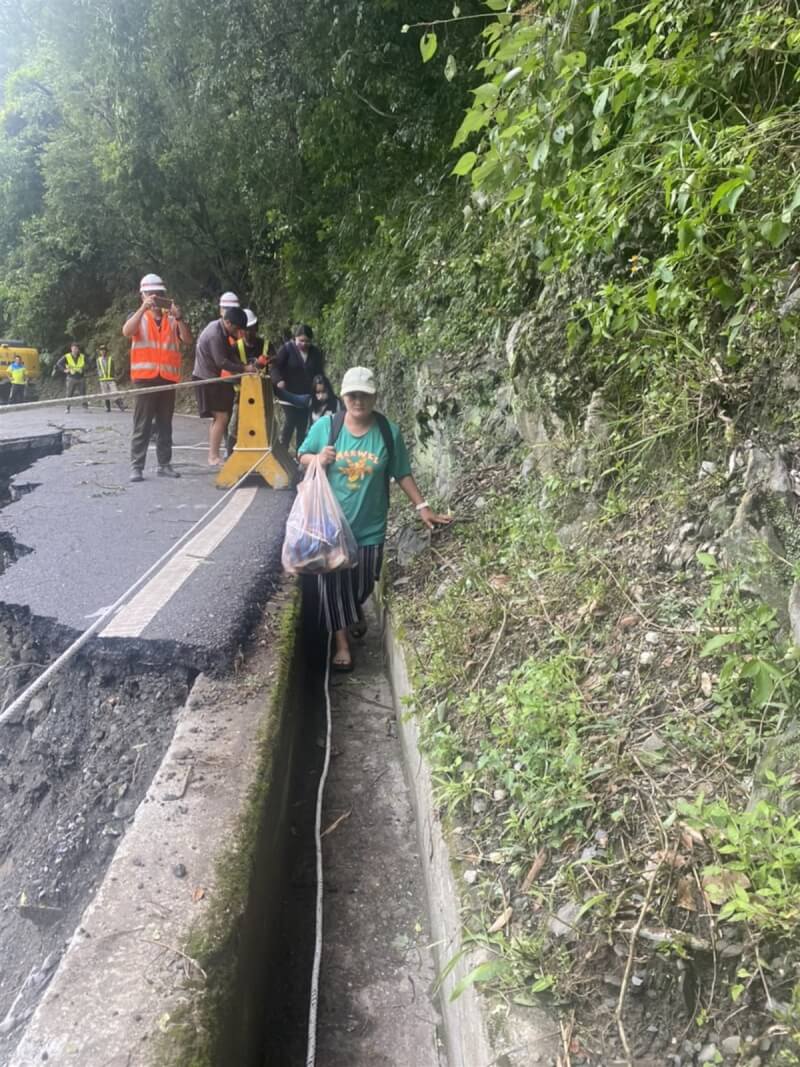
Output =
[{"x1": 269, "y1": 324, "x2": 324, "y2": 449}]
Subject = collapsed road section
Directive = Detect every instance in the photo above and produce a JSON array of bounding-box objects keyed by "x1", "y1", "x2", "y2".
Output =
[
  {"x1": 0, "y1": 409, "x2": 293, "y2": 674},
  {"x1": 0, "y1": 412, "x2": 295, "y2": 1063},
  {"x1": 0, "y1": 611, "x2": 194, "y2": 1057},
  {"x1": 0, "y1": 429, "x2": 64, "y2": 571}
]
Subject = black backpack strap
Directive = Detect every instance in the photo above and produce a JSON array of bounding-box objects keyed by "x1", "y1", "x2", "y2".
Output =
[
  {"x1": 328, "y1": 410, "x2": 346, "y2": 447},
  {"x1": 375, "y1": 413, "x2": 395, "y2": 486}
]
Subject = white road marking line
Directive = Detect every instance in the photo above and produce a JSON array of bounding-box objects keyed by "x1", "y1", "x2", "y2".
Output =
[{"x1": 100, "y1": 487, "x2": 258, "y2": 638}]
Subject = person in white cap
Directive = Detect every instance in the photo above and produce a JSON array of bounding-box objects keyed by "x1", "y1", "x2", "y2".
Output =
[
  {"x1": 216, "y1": 291, "x2": 243, "y2": 380},
  {"x1": 298, "y1": 366, "x2": 451, "y2": 671},
  {"x1": 122, "y1": 273, "x2": 193, "y2": 481}
]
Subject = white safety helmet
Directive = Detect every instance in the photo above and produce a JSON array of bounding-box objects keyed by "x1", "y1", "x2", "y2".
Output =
[
  {"x1": 219, "y1": 291, "x2": 240, "y2": 309},
  {"x1": 244, "y1": 308, "x2": 258, "y2": 328},
  {"x1": 139, "y1": 273, "x2": 167, "y2": 293}
]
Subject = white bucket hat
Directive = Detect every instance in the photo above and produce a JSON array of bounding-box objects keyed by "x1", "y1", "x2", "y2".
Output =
[
  {"x1": 219, "y1": 291, "x2": 240, "y2": 308},
  {"x1": 340, "y1": 367, "x2": 377, "y2": 396}
]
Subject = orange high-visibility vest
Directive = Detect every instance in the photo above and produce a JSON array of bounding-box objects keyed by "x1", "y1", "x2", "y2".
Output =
[{"x1": 129, "y1": 311, "x2": 182, "y2": 382}]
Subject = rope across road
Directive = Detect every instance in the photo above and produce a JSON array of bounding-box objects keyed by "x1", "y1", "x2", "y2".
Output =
[{"x1": 0, "y1": 372, "x2": 252, "y2": 416}]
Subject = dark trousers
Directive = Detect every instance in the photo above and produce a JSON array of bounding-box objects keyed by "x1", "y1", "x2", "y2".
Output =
[
  {"x1": 130, "y1": 379, "x2": 175, "y2": 470},
  {"x1": 317, "y1": 545, "x2": 384, "y2": 632},
  {"x1": 279, "y1": 404, "x2": 310, "y2": 449},
  {"x1": 65, "y1": 376, "x2": 87, "y2": 408},
  {"x1": 9, "y1": 384, "x2": 25, "y2": 404}
]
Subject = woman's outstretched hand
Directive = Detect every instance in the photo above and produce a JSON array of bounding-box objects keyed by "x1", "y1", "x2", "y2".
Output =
[{"x1": 418, "y1": 507, "x2": 452, "y2": 531}]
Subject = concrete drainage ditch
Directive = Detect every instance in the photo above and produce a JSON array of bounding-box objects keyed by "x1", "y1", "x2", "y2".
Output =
[
  {"x1": 0, "y1": 435, "x2": 551, "y2": 1064},
  {"x1": 0, "y1": 596, "x2": 556, "y2": 1065}
]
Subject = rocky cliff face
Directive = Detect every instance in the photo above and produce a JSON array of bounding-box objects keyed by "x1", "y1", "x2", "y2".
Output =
[{"x1": 375, "y1": 289, "x2": 800, "y2": 1063}]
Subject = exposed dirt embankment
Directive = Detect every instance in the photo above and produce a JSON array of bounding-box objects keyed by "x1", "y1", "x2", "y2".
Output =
[
  {"x1": 375, "y1": 309, "x2": 800, "y2": 1065},
  {"x1": 0, "y1": 607, "x2": 194, "y2": 1062}
]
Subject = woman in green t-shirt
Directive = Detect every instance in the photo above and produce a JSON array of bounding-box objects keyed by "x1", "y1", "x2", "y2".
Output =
[{"x1": 298, "y1": 366, "x2": 451, "y2": 671}]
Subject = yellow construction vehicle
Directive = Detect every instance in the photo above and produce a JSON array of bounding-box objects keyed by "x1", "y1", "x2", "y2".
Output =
[{"x1": 0, "y1": 340, "x2": 40, "y2": 402}]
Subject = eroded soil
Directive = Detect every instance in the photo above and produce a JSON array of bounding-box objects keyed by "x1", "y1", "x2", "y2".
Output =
[
  {"x1": 0, "y1": 442, "x2": 194, "y2": 1062},
  {"x1": 0, "y1": 608, "x2": 193, "y2": 1062}
]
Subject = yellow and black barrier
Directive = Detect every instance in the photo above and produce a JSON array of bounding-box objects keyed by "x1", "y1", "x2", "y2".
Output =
[{"x1": 215, "y1": 373, "x2": 295, "y2": 490}]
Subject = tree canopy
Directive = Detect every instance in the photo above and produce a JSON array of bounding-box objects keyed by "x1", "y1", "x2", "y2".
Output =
[{"x1": 0, "y1": 0, "x2": 480, "y2": 349}]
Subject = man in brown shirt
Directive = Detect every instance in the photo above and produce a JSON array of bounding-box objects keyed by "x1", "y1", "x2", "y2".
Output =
[{"x1": 192, "y1": 306, "x2": 257, "y2": 466}]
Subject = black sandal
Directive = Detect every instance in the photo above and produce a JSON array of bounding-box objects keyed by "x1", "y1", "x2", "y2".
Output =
[
  {"x1": 349, "y1": 619, "x2": 368, "y2": 640},
  {"x1": 331, "y1": 651, "x2": 354, "y2": 672}
]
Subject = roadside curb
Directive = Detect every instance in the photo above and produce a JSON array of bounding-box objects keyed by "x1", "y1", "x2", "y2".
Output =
[
  {"x1": 381, "y1": 605, "x2": 558, "y2": 1067},
  {"x1": 8, "y1": 583, "x2": 301, "y2": 1067}
]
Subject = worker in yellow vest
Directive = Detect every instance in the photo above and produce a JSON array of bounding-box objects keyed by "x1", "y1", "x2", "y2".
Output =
[
  {"x1": 225, "y1": 307, "x2": 266, "y2": 453},
  {"x1": 8, "y1": 356, "x2": 27, "y2": 404},
  {"x1": 95, "y1": 344, "x2": 126, "y2": 412},
  {"x1": 55, "y1": 342, "x2": 89, "y2": 413}
]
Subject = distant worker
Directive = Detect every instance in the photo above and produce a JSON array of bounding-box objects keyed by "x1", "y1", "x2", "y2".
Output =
[
  {"x1": 269, "y1": 324, "x2": 324, "y2": 450},
  {"x1": 95, "y1": 343, "x2": 125, "y2": 412},
  {"x1": 192, "y1": 306, "x2": 257, "y2": 467},
  {"x1": 122, "y1": 273, "x2": 193, "y2": 482},
  {"x1": 8, "y1": 355, "x2": 27, "y2": 404},
  {"x1": 55, "y1": 342, "x2": 89, "y2": 413},
  {"x1": 226, "y1": 308, "x2": 268, "y2": 453},
  {"x1": 241, "y1": 308, "x2": 269, "y2": 363}
]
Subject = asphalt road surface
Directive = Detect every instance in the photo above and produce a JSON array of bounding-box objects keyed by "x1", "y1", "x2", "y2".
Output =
[{"x1": 0, "y1": 402, "x2": 294, "y2": 670}]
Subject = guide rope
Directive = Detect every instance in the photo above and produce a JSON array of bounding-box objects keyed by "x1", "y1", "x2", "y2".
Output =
[
  {"x1": 0, "y1": 373, "x2": 251, "y2": 415},
  {"x1": 305, "y1": 631, "x2": 333, "y2": 1067}
]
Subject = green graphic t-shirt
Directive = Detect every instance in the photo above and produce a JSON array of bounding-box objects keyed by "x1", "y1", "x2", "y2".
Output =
[{"x1": 298, "y1": 414, "x2": 412, "y2": 546}]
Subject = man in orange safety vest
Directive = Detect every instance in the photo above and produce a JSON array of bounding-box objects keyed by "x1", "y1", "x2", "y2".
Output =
[{"x1": 122, "y1": 273, "x2": 193, "y2": 482}]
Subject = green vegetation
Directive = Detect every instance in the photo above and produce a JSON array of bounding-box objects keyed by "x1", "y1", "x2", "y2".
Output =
[
  {"x1": 5, "y1": 0, "x2": 800, "y2": 1055},
  {"x1": 446, "y1": 0, "x2": 800, "y2": 438},
  {"x1": 0, "y1": 0, "x2": 482, "y2": 350},
  {"x1": 391, "y1": 462, "x2": 800, "y2": 1054}
]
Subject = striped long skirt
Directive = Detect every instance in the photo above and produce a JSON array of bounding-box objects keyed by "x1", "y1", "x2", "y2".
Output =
[{"x1": 317, "y1": 544, "x2": 384, "y2": 632}]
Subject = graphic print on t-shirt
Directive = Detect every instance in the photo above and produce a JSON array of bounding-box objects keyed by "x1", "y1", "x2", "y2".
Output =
[{"x1": 337, "y1": 448, "x2": 380, "y2": 487}]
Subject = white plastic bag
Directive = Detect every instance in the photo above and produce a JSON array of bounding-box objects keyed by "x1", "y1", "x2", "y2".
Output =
[{"x1": 281, "y1": 455, "x2": 358, "y2": 574}]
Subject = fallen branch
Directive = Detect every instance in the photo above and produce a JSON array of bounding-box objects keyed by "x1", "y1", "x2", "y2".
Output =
[
  {"x1": 558, "y1": 1014, "x2": 574, "y2": 1067},
  {"x1": 616, "y1": 859, "x2": 663, "y2": 1064},
  {"x1": 623, "y1": 925, "x2": 713, "y2": 953},
  {"x1": 469, "y1": 604, "x2": 508, "y2": 692},
  {"x1": 140, "y1": 937, "x2": 207, "y2": 981},
  {"x1": 521, "y1": 849, "x2": 547, "y2": 892},
  {"x1": 322, "y1": 809, "x2": 352, "y2": 838}
]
